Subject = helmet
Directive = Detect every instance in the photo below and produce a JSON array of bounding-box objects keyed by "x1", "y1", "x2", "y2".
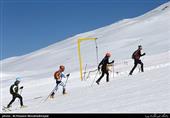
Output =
[
  {"x1": 105, "y1": 52, "x2": 111, "y2": 57},
  {"x1": 138, "y1": 45, "x2": 142, "y2": 48},
  {"x1": 15, "y1": 77, "x2": 21, "y2": 85},
  {"x1": 16, "y1": 77, "x2": 21, "y2": 82},
  {"x1": 59, "y1": 65, "x2": 65, "y2": 71}
]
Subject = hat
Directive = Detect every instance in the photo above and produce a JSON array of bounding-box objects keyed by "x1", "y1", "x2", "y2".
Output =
[
  {"x1": 138, "y1": 45, "x2": 142, "y2": 48},
  {"x1": 16, "y1": 77, "x2": 21, "y2": 82},
  {"x1": 59, "y1": 65, "x2": 65, "y2": 71},
  {"x1": 105, "y1": 52, "x2": 111, "y2": 57}
]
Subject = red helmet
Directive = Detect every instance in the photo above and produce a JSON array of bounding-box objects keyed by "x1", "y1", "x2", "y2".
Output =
[
  {"x1": 59, "y1": 65, "x2": 65, "y2": 71},
  {"x1": 106, "y1": 52, "x2": 111, "y2": 57}
]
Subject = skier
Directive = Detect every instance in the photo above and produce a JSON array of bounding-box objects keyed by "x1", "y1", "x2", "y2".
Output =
[
  {"x1": 7, "y1": 77, "x2": 25, "y2": 108},
  {"x1": 96, "y1": 52, "x2": 114, "y2": 85},
  {"x1": 129, "y1": 45, "x2": 146, "y2": 75},
  {"x1": 50, "y1": 65, "x2": 68, "y2": 98}
]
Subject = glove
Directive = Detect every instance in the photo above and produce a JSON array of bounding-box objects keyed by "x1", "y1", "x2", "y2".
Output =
[
  {"x1": 111, "y1": 60, "x2": 114, "y2": 63},
  {"x1": 66, "y1": 73, "x2": 70, "y2": 77},
  {"x1": 142, "y1": 53, "x2": 146, "y2": 56},
  {"x1": 98, "y1": 66, "x2": 100, "y2": 71},
  {"x1": 20, "y1": 86, "x2": 23, "y2": 89}
]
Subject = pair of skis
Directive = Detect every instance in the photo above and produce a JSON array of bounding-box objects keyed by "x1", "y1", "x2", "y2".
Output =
[
  {"x1": 2, "y1": 105, "x2": 27, "y2": 112},
  {"x1": 43, "y1": 73, "x2": 70, "y2": 102},
  {"x1": 2, "y1": 106, "x2": 11, "y2": 112}
]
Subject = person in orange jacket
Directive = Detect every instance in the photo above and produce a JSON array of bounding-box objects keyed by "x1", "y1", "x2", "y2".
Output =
[{"x1": 50, "y1": 65, "x2": 67, "y2": 98}]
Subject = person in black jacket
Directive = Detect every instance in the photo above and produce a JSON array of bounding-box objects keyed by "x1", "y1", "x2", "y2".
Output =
[
  {"x1": 7, "y1": 78, "x2": 25, "y2": 108},
  {"x1": 96, "y1": 52, "x2": 114, "y2": 85},
  {"x1": 129, "y1": 45, "x2": 146, "y2": 75}
]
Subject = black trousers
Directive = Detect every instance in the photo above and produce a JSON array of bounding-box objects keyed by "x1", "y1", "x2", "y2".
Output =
[
  {"x1": 7, "y1": 94, "x2": 23, "y2": 108},
  {"x1": 129, "y1": 59, "x2": 144, "y2": 75},
  {"x1": 96, "y1": 70, "x2": 109, "y2": 83}
]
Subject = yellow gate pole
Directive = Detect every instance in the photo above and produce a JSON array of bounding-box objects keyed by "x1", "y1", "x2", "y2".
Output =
[{"x1": 77, "y1": 38, "x2": 97, "y2": 81}]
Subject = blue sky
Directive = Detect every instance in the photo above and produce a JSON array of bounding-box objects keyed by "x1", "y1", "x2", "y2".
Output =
[{"x1": 0, "y1": 0, "x2": 169, "y2": 60}]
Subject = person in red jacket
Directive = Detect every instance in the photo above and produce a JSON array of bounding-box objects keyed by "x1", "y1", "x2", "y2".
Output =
[
  {"x1": 50, "y1": 65, "x2": 67, "y2": 98},
  {"x1": 129, "y1": 45, "x2": 146, "y2": 75}
]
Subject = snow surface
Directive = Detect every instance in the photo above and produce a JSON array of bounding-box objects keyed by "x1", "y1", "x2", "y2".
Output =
[{"x1": 0, "y1": 2, "x2": 170, "y2": 113}]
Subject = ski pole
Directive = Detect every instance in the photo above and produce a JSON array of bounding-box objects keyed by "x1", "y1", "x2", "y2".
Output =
[
  {"x1": 64, "y1": 73, "x2": 70, "y2": 87},
  {"x1": 18, "y1": 87, "x2": 23, "y2": 103},
  {"x1": 43, "y1": 87, "x2": 56, "y2": 103},
  {"x1": 43, "y1": 74, "x2": 70, "y2": 102},
  {"x1": 91, "y1": 70, "x2": 99, "y2": 87},
  {"x1": 138, "y1": 64, "x2": 141, "y2": 72},
  {"x1": 112, "y1": 63, "x2": 114, "y2": 79}
]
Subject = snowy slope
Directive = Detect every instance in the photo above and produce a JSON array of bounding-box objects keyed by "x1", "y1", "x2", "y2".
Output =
[{"x1": 1, "y1": 2, "x2": 170, "y2": 113}]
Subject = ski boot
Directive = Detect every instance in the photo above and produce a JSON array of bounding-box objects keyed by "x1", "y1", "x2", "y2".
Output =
[
  {"x1": 63, "y1": 88, "x2": 67, "y2": 95},
  {"x1": 96, "y1": 81, "x2": 100, "y2": 85},
  {"x1": 7, "y1": 105, "x2": 11, "y2": 109},
  {"x1": 49, "y1": 92, "x2": 55, "y2": 99}
]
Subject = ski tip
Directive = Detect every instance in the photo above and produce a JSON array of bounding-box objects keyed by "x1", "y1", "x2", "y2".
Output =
[
  {"x1": 21, "y1": 105, "x2": 28, "y2": 108},
  {"x1": 2, "y1": 106, "x2": 11, "y2": 112}
]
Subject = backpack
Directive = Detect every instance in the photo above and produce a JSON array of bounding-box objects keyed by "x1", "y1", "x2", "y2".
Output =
[
  {"x1": 54, "y1": 71, "x2": 61, "y2": 80},
  {"x1": 10, "y1": 84, "x2": 18, "y2": 94},
  {"x1": 132, "y1": 50, "x2": 137, "y2": 59}
]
